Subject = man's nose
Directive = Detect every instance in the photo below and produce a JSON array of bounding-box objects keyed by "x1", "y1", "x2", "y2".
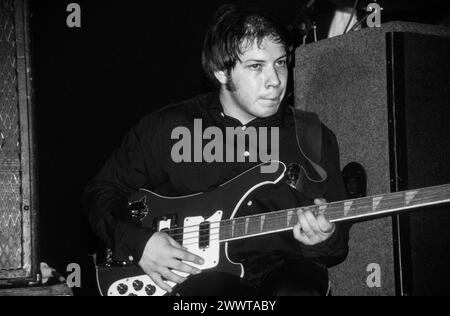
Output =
[{"x1": 265, "y1": 66, "x2": 281, "y2": 88}]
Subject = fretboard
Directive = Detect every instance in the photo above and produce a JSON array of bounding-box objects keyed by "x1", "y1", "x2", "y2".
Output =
[{"x1": 219, "y1": 184, "x2": 450, "y2": 242}]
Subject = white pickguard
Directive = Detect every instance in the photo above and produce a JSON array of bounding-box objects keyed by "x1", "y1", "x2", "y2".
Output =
[{"x1": 107, "y1": 211, "x2": 223, "y2": 296}]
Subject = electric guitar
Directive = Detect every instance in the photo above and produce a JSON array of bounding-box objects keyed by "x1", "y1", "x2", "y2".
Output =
[{"x1": 96, "y1": 161, "x2": 450, "y2": 296}]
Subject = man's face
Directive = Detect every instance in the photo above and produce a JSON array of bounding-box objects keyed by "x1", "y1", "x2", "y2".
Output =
[{"x1": 218, "y1": 37, "x2": 288, "y2": 124}]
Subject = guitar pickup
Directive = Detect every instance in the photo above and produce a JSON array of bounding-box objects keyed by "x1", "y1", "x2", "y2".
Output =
[{"x1": 199, "y1": 222, "x2": 210, "y2": 249}]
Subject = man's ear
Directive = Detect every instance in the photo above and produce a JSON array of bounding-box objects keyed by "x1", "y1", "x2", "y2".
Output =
[{"x1": 214, "y1": 70, "x2": 228, "y2": 85}]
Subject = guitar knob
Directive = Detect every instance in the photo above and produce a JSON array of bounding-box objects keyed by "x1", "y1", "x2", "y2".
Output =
[
  {"x1": 117, "y1": 283, "x2": 128, "y2": 295},
  {"x1": 145, "y1": 284, "x2": 157, "y2": 296},
  {"x1": 133, "y1": 280, "x2": 144, "y2": 291},
  {"x1": 128, "y1": 293, "x2": 138, "y2": 296}
]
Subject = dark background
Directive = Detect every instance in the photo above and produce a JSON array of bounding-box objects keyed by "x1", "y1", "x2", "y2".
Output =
[{"x1": 29, "y1": 0, "x2": 450, "y2": 295}]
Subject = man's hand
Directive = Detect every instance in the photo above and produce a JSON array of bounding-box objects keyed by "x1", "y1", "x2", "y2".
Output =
[
  {"x1": 293, "y1": 198, "x2": 336, "y2": 246},
  {"x1": 138, "y1": 232, "x2": 204, "y2": 293}
]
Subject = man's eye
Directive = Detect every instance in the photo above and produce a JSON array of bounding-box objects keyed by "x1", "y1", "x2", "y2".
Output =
[
  {"x1": 276, "y1": 60, "x2": 287, "y2": 67},
  {"x1": 249, "y1": 64, "x2": 262, "y2": 70}
]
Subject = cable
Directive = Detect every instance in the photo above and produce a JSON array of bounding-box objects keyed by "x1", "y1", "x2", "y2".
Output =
[
  {"x1": 348, "y1": 12, "x2": 369, "y2": 33},
  {"x1": 343, "y1": 0, "x2": 360, "y2": 34}
]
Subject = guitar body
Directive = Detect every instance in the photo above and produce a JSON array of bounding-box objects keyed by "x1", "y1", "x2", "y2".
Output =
[
  {"x1": 96, "y1": 158, "x2": 450, "y2": 296},
  {"x1": 96, "y1": 161, "x2": 287, "y2": 296}
]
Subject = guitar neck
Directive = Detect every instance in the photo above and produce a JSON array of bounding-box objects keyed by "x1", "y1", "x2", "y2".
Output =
[{"x1": 219, "y1": 184, "x2": 450, "y2": 242}]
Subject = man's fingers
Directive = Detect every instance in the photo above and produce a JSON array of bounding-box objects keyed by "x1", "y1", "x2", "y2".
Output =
[
  {"x1": 297, "y1": 211, "x2": 315, "y2": 238},
  {"x1": 167, "y1": 236, "x2": 184, "y2": 249},
  {"x1": 294, "y1": 199, "x2": 335, "y2": 246},
  {"x1": 159, "y1": 268, "x2": 187, "y2": 285},
  {"x1": 168, "y1": 259, "x2": 202, "y2": 275},
  {"x1": 314, "y1": 198, "x2": 327, "y2": 206},
  {"x1": 303, "y1": 211, "x2": 322, "y2": 233},
  {"x1": 172, "y1": 248, "x2": 205, "y2": 266},
  {"x1": 293, "y1": 223, "x2": 311, "y2": 244},
  {"x1": 140, "y1": 262, "x2": 174, "y2": 293},
  {"x1": 317, "y1": 214, "x2": 335, "y2": 234},
  {"x1": 149, "y1": 272, "x2": 173, "y2": 293},
  {"x1": 168, "y1": 236, "x2": 194, "y2": 251}
]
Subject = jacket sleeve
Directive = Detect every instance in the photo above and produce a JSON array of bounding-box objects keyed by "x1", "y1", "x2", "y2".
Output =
[
  {"x1": 299, "y1": 124, "x2": 351, "y2": 268},
  {"x1": 82, "y1": 112, "x2": 168, "y2": 263}
]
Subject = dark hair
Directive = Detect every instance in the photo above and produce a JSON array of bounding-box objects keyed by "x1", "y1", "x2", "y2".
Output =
[{"x1": 202, "y1": 4, "x2": 292, "y2": 87}]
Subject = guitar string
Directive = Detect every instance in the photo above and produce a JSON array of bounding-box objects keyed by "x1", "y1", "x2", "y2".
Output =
[
  {"x1": 178, "y1": 193, "x2": 450, "y2": 247},
  {"x1": 162, "y1": 201, "x2": 342, "y2": 238},
  {"x1": 156, "y1": 186, "x2": 450, "y2": 238},
  {"x1": 156, "y1": 190, "x2": 450, "y2": 242},
  {"x1": 178, "y1": 198, "x2": 450, "y2": 248},
  {"x1": 156, "y1": 191, "x2": 450, "y2": 240},
  {"x1": 163, "y1": 192, "x2": 450, "y2": 245}
]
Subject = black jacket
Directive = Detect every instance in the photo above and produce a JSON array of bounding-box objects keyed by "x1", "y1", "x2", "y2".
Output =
[{"x1": 83, "y1": 92, "x2": 350, "y2": 281}]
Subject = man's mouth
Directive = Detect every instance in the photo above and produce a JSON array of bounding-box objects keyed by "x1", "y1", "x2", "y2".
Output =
[{"x1": 260, "y1": 96, "x2": 279, "y2": 102}]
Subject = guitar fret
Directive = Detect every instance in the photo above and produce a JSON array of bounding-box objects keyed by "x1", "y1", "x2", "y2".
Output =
[
  {"x1": 405, "y1": 191, "x2": 419, "y2": 205},
  {"x1": 234, "y1": 218, "x2": 246, "y2": 238},
  {"x1": 219, "y1": 221, "x2": 230, "y2": 240},
  {"x1": 287, "y1": 210, "x2": 294, "y2": 227},
  {"x1": 344, "y1": 201, "x2": 353, "y2": 216},
  {"x1": 245, "y1": 218, "x2": 250, "y2": 235},
  {"x1": 260, "y1": 215, "x2": 266, "y2": 233},
  {"x1": 264, "y1": 212, "x2": 280, "y2": 232},
  {"x1": 372, "y1": 196, "x2": 383, "y2": 211},
  {"x1": 245, "y1": 216, "x2": 257, "y2": 235}
]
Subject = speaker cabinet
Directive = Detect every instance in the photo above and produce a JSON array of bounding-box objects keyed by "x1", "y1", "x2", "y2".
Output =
[
  {"x1": 294, "y1": 22, "x2": 450, "y2": 296},
  {"x1": 0, "y1": 0, "x2": 39, "y2": 285}
]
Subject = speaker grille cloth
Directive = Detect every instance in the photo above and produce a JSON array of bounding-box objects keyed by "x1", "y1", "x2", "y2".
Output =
[{"x1": 0, "y1": 0, "x2": 23, "y2": 271}]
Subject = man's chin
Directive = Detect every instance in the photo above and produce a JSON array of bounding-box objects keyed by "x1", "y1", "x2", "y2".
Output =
[{"x1": 256, "y1": 106, "x2": 279, "y2": 118}]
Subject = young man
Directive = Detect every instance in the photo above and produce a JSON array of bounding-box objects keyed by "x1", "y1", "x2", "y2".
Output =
[{"x1": 84, "y1": 4, "x2": 349, "y2": 296}]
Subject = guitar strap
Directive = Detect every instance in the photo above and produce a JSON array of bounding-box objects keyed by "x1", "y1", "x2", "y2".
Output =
[{"x1": 290, "y1": 107, "x2": 328, "y2": 199}]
